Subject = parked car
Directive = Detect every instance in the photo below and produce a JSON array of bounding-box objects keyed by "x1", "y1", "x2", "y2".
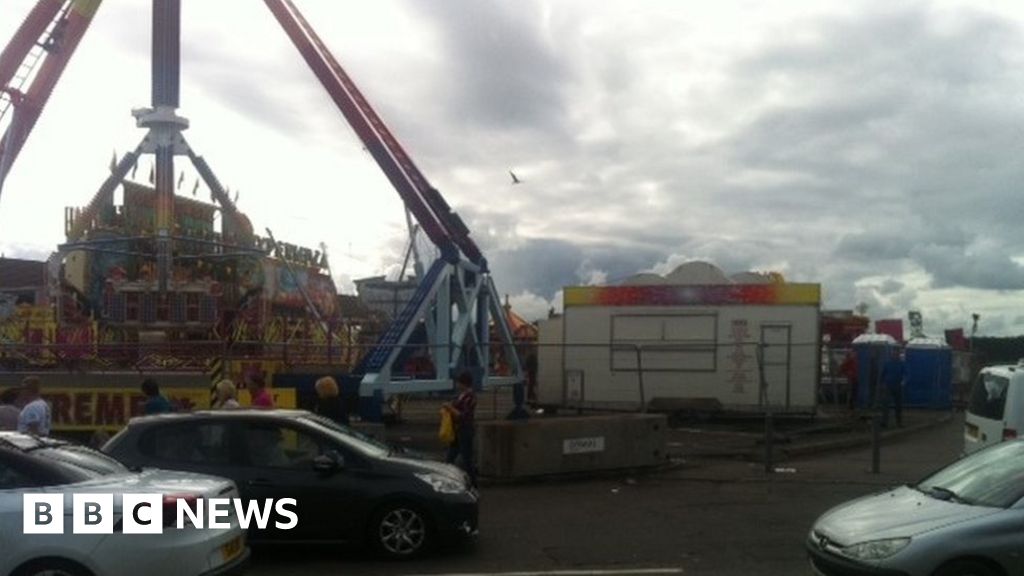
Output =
[
  {"x1": 0, "y1": 432, "x2": 249, "y2": 576},
  {"x1": 103, "y1": 409, "x2": 478, "y2": 558},
  {"x1": 807, "y1": 439, "x2": 1024, "y2": 576},
  {"x1": 964, "y1": 362, "x2": 1024, "y2": 454}
]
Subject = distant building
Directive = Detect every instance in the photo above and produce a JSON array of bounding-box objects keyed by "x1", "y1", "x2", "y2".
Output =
[
  {"x1": 538, "y1": 261, "x2": 822, "y2": 413},
  {"x1": 500, "y1": 295, "x2": 538, "y2": 342},
  {"x1": 0, "y1": 257, "x2": 47, "y2": 313},
  {"x1": 353, "y1": 276, "x2": 418, "y2": 320},
  {"x1": 875, "y1": 319, "x2": 904, "y2": 342},
  {"x1": 821, "y1": 309, "x2": 870, "y2": 346}
]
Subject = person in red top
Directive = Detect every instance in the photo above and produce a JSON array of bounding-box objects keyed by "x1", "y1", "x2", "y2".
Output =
[
  {"x1": 443, "y1": 372, "x2": 477, "y2": 485},
  {"x1": 839, "y1": 351, "x2": 858, "y2": 409},
  {"x1": 247, "y1": 373, "x2": 274, "y2": 409}
]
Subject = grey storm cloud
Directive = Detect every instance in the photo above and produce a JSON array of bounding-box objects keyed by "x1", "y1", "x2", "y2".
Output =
[
  {"x1": 484, "y1": 238, "x2": 663, "y2": 300},
  {"x1": 103, "y1": 3, "x2": 321, "y2": 136},
  {"x1": 834, "y1": 226, "x2": 970, "y2": 263},
  {"x1": 911, "y1": 244, "x2": 1024, "y2": 290},
  {"x1": 878, "y1": 279, "x2": 905, "y2": 296},
  {"x1": 710, "y1": 7, "x2": 1024, "y2": 316},
  {"x1": 180, "y1": 30, "x2": 326, "y2": 136},
  {"x1": 834, "y1": 234, "x2": 914, "y2": 262},
  {"x1": 193, "y1": 71, "x2": 315, "y2": 135},
  {"x1": 404, "y1": 0, "x2": 571, "y2": 133},
  {"x1": 722, "y1": 8, "x2": 1024, "y2": 242},
  {"x1": 106, "y1": 2, "x2": 1024, "y2": 332},
  {"x1": 833, "y1": 224, "x2": 1024, "y2": 291}
]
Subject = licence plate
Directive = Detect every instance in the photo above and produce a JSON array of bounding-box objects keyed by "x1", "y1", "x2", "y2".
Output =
[
  {"x1": 220, "y1": 536, "x2": 243, "y2": 562},
  {"x1": 966, "y1": 424, "x2": 979, "y2": 440}
]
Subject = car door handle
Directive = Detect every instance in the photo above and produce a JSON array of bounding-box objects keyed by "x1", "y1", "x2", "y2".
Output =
[{"x1": 247, "y1": 479, "x2": 274, "y2": 487}]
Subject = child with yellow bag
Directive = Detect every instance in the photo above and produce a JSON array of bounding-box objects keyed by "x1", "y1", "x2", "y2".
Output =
[
  {"x1": 441, "y1": 372, "x2": 477, "y2": 486},
  {"x1": 438, "y1": 405, "x2": 456, "y2": 445}
]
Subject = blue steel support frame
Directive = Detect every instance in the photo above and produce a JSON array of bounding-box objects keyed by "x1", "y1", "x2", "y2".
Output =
[{"x1": 265, "y1": 0, "x2": 523, "y2": 414}]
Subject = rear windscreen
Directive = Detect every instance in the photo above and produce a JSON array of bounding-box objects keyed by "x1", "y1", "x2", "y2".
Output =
[{"x1": 968, "y1": 373, "x2": 1010, "y2": 420}]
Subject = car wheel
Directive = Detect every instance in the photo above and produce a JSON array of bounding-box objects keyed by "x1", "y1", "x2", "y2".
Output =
[
  {"x1": 934, "y1": 559, "x2": 999, "y2": 576},
  {"x1": 371, "y1": 502, "x2": 431, "y2": 559},
  {"x1": 13, "y1": 559, "x2": 92, "y2": 576}
]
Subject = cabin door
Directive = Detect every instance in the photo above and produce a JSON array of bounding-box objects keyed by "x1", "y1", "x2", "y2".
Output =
[{"x1": 760, "y1": 324, "x2": 792, "y2": 409}]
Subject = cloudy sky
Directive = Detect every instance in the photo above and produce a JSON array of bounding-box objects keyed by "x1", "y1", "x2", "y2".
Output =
[{"x1": 2, "y1": 0, "x2": 1024, "y2": 335}]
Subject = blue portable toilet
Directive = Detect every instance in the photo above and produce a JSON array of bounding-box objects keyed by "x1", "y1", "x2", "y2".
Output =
[
  {"x1": 852, "y1": 333, "x2": 898, "y2": 409},
  {"x1": 904, "y1": 337, "x2": 952, "y2": 409}
]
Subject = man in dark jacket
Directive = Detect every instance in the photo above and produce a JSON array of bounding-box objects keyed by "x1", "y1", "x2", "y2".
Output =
[
  {"x1": 141, "y1": 378, "x2": 173, "y2": 415},
  {"x1": 839, "y1": 351, "x2": 858, "y2": 409},
  {"x1": 879, "y1": 348, "x2": 905, "y2": 428},
  {"x1": 0, "y1": 387, "x2": 20, "y2": 431}
]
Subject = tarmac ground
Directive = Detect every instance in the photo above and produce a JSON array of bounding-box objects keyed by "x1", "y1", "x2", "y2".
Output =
[{"x1": 251, "y1": 398, "x2": 965, "y2": 576}]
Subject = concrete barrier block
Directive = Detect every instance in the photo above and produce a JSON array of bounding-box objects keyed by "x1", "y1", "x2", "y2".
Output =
[{"x1": 476, "y1": 414, "x2": 668, "y2": 478}]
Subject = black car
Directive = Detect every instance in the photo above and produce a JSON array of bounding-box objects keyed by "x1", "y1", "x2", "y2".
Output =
[{"x1": 102, "y1": 409, "x2": 478, "y2": 558}]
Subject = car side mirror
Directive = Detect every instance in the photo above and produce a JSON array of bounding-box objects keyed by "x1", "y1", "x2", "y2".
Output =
[{"x1": 312, "y1": 450, "x2": 344, "y2": 474}]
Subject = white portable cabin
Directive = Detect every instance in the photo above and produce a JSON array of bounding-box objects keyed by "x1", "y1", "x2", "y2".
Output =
[{"x1": 538, "y1": 265, "x2": 821, "y2": 413}]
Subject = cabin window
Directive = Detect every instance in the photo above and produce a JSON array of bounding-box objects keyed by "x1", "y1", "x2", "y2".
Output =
[{"x1": 611, "y1": 314, "x2": 718, "y2": 372}]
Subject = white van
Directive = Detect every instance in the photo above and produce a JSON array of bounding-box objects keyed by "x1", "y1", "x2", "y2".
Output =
[{"x1": 964, "y1": 362, "x2": 1024, "y2": 454}]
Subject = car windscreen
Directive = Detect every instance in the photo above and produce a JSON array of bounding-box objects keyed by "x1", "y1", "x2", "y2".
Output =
[
  {"x1": 301, "y1": 415, "x2": 389, "y2": 457},
  {"x1": 967, "y1": 373, "x2": 1009, "y2": 420},
  {"x1": 917, "y1": 440, "x2": 1024, "y2": 508},
  {"x1": 32, "y1": 444, "x2": 130, "y2": 478}
]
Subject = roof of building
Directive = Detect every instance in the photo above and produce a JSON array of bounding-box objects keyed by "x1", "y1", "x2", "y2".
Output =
[
  {"x1": 504, "y1": 304, "x2": 538, "y2": 339},
  {"x1": 337, "y1": 294, "x2": 376, "y2": 318},
  {"x1": 618, "y1": 261, "x2": 786, "y2": 287},
  {"x1": 0, "y1": 258, "x2": 45, "y2": 290}
]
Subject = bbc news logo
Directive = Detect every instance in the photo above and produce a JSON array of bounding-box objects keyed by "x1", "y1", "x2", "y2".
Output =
[{"x1": 23, "y1": 494, "x2": 298, "y2": 534}]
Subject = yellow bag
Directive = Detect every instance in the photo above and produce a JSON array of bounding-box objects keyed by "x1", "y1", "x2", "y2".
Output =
[{"x1": 438, "y1": 408, "x2": 456, "y2": 445}]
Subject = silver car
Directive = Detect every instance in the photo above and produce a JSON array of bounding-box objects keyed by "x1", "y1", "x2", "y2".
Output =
[
  {"x1": 0, "y1": 433, "x2": 249, "y2": 576},
  {"x1": 808, "y1": 439, "x2": 1024, "y2": 576}
]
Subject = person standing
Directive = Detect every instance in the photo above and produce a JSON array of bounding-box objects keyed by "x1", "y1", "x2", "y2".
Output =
[
  {"x1": 525, "y1": 349, "x2": 539, "y2": 404},
  {"x1": 314, "y1": 376, "x2": 348, "y2": 425},
  {"x1": 17, "y1": 377, "x2": 51, "y2": 436},
  {"x1": 141, "y1": 378, "x2": 173, "y2": 415},
  {"x1": 443, "y1": 372, "x2": 477, "y2": 485},
  {"x1": 212, "y1": 379, "x2": 241, "y2": 410},
  {"x1": 839, "y1": 351, "x2": 858, "y2": 410},
  {"x1": 880, "y1": 347, "x2": 906, "y2": 428},
  {"x1": 0, "y1": 387, "x2": 20, "y2": 431},
  {"x1": 247, "y1": 373, "x2": 274, "y2": 409}
]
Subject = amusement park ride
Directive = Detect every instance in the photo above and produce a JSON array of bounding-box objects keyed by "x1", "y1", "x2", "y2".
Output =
[{"x1": 0, "y1": 0, "x2": 523, "y2": 421}]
